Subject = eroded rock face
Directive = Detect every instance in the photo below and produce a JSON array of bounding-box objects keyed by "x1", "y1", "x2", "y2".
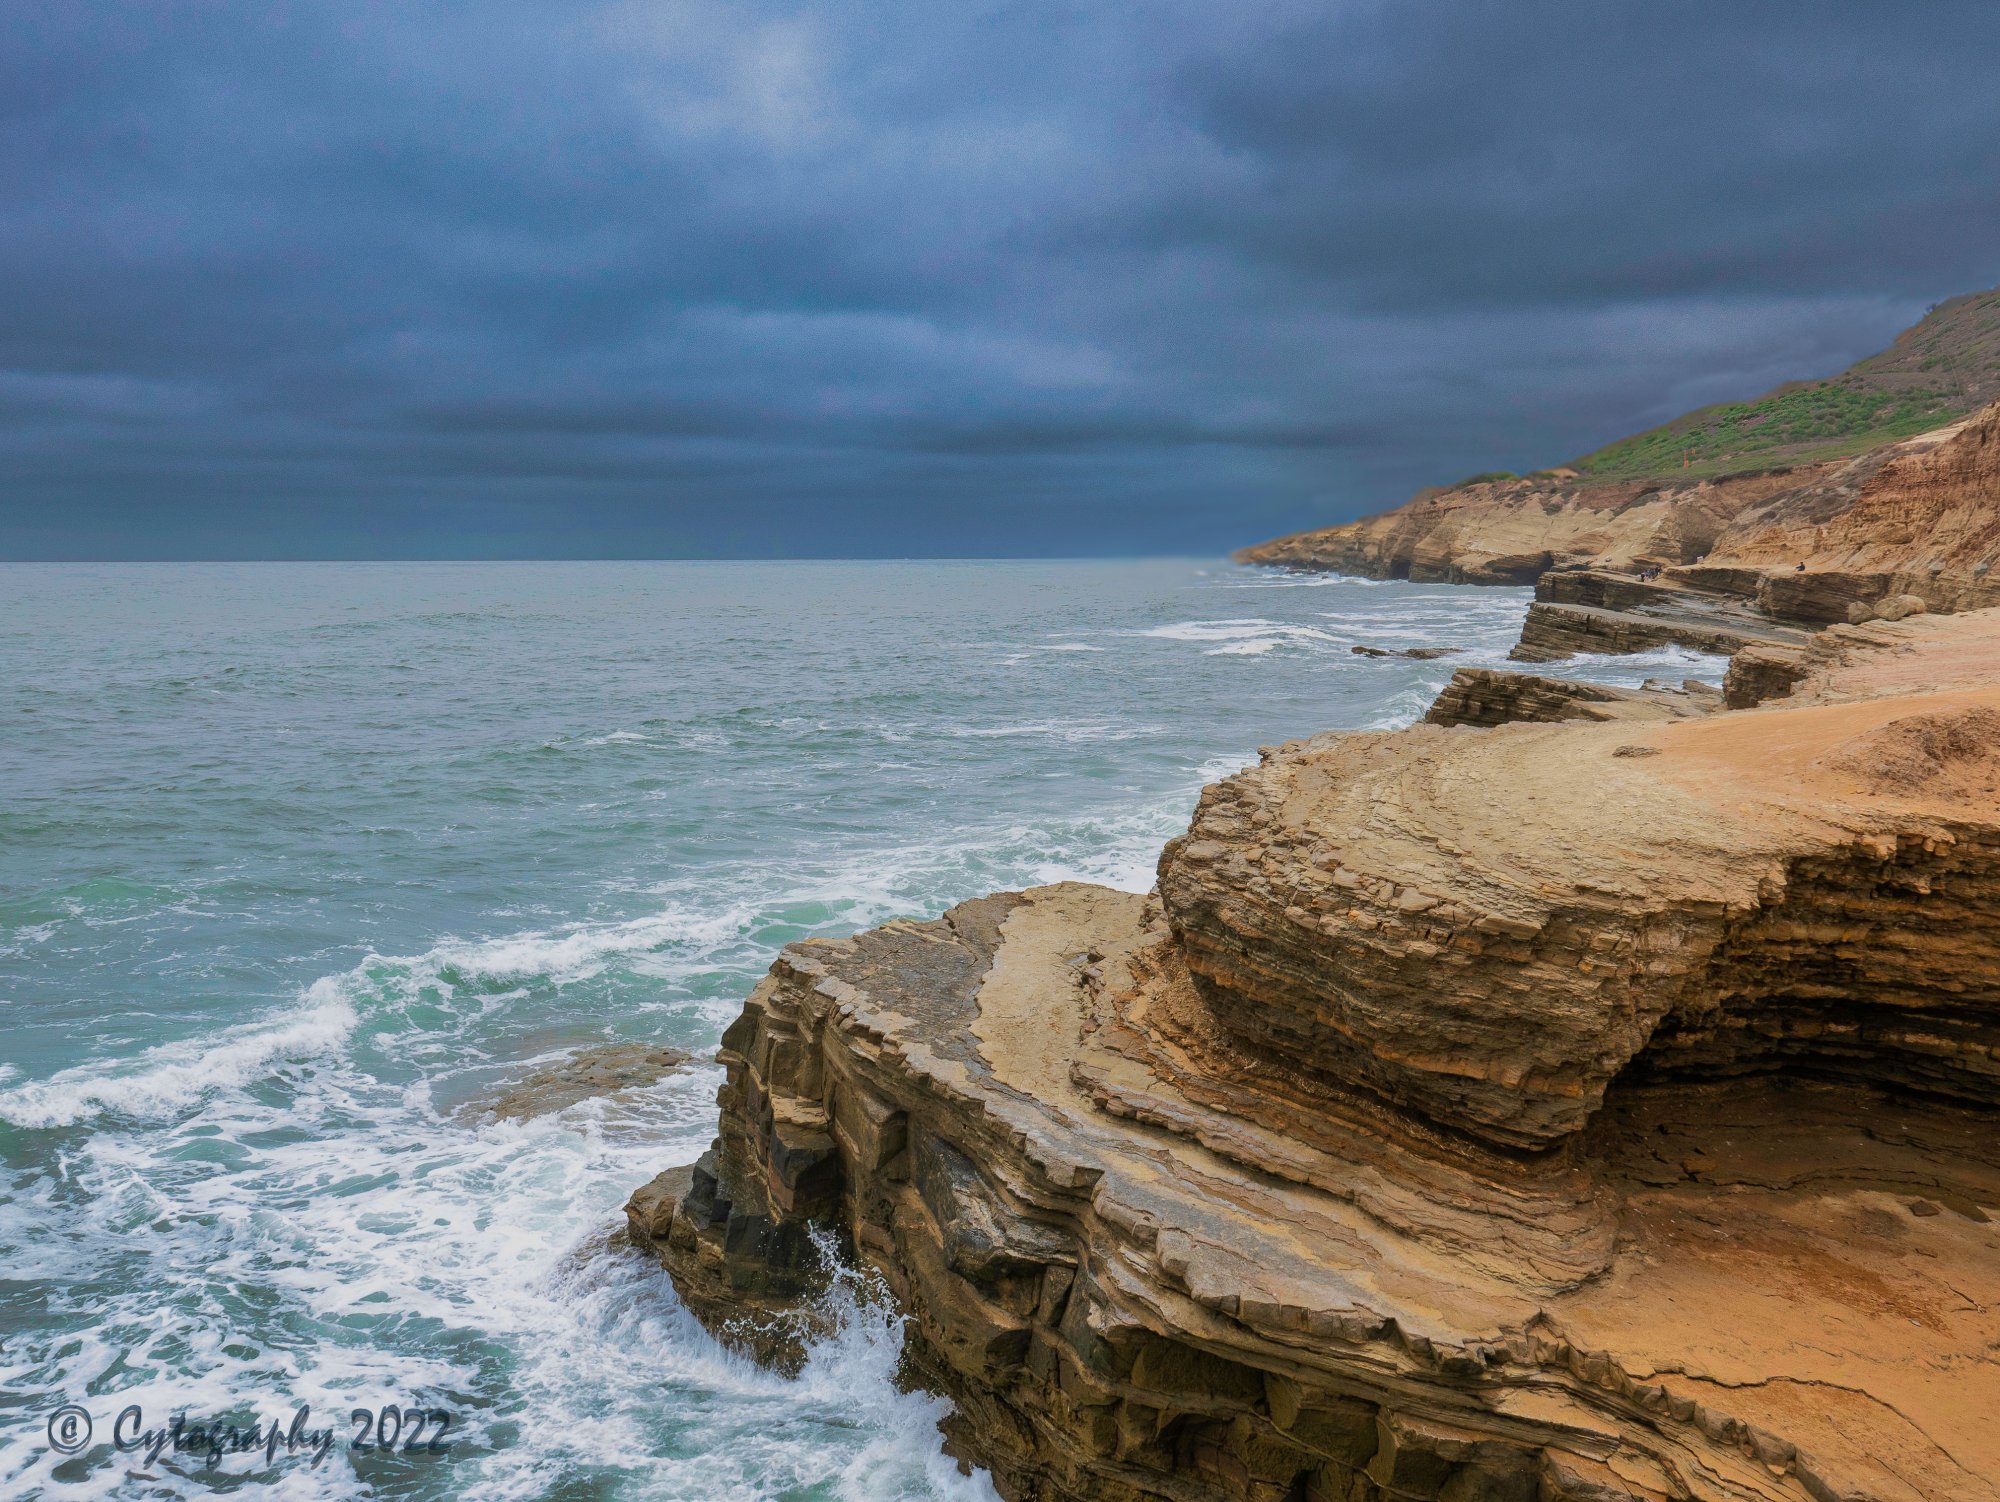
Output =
[
  {"x1": 633, "y1": 612, "x2": 2000, "y2": 1502},
  {"x1": 1236, "y1": 402, "x2": 2000, "y2": 676},
  {"x1": 1422, "y1": 669, "x2": 1712, "y2": 730},
  {"x1": 1158, "y1": 704, "x2": 2000, "y2": 1151},
  {"x1": 1720, "y1": 641, "x2": 1812, "y2": 709},
  {"x1": 1507, "y1": 568, "x2": 1813, "y2": 663},
  {"x1": 1235, "y1": 469, "x2": 1820, "y2": 584},
  {"x1": 1700, "y1": 403, "x2": 2000, "y2": 618}
]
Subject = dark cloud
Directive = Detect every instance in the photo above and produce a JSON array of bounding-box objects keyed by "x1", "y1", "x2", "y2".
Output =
[{"x1": 2, "y1": 0, "x2": 1998, "y2": 558}]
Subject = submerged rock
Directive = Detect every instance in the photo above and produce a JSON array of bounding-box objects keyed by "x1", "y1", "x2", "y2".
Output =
[
  {"x1": 468, "y1": 1042, "x2": 691, "y2": 1121},
  {"x1": 1350, "y1": 645, "x2": 1462, "y2": 660}
]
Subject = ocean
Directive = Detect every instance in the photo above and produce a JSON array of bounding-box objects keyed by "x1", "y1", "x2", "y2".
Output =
[{"x1": 0, "y1": 560, "x2": 1720, "y2": 1501}]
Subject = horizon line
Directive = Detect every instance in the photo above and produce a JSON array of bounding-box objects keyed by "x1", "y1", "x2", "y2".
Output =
[{"x1": 0, "y1": 552, "x2": 1248, "y2": 566}]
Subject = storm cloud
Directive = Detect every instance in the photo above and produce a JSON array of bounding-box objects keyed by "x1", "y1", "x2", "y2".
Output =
[{"x1": 3, "y1": 1, "x2": 1998, "y2": 557}]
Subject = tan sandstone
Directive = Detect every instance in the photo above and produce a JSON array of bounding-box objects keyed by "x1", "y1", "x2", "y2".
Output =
[{"x1": 630, "y1": 609, "x2": 2000, "y2": 1502}]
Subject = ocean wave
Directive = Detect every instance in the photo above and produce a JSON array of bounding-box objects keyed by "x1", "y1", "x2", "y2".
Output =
[
  {"x1": 0, "y1": 983, "x2": 357, "y2": 1129},
  {"x1": 1210, "y1": 570, "x2": 1398, "y2": 589},
  {"x1": 0, "y1": 918, "x2": 61, "y2": 956},
  {"x1": 424, "y1": 907, "x2": 755, "y2": 988},
  {"x1": 508, "y1": 1234, "x2": 1002, "y2": 1502},
  {"x1": 0, "y1": 1018, "x2": 987, "y2": 1499},
  {"x1": 937, "y1": 720, "x2": 1159, "y2": 743},
  {"x1": 1138, "y1": 617, "x2": 1276, "y2": 641},
  {"x1": 1362, "y1": 681, "x2": 1456, "y2": 730},
  {"x1": 1205, "y1": 638, "x2": 1277, "y2": 655},
  {"x1": 1139, "y1": 619, "x2": 1344, "y2": 655},
  {"x1": 95, "y1": 938, "x2": 658, "y2": 1102},
  {"x1": 1552, "y1": 645, "x2": 1729, "y2": 685}
]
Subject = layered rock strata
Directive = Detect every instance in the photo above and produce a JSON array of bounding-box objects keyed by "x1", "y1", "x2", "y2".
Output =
[
  {"x1": 1235, "y1": 467, "x2": 1822, "y2": 585},
  {"x1": 1239, "y1": 286, "x2": 2000, "y2": 585},
  {"x1": 633, "y1": 611, "x2": 2000, "y2": 1502},
  {"x1": 1721, "y1": 606, "x2": 2000, "y2": 711},
  {"x1": 1238, "y1": 401, "x2": 2000, "y2": 672},
  {"x1": 1422, "y1": 669, "x2": 1715, "y2": 730},
  {"x1": 1693, "y1": 403, "x2": 2000, "y2": 620},
  {"x1": 1506, "y1": 570, "x2": 1812, "y2": 664}
]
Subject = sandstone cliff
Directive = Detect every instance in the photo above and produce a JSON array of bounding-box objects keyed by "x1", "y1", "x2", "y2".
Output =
[
  {"x1": 1692, "y1": 402, "x2": 2000, "y2": 622},
  {"x1": 1421, "y1": 669, "x2": 1718, "y2": 730},
  {"x1": 1238, "y1": 290, "x2": 2000, "y2": 602},
  {"x1": 631, "y1": 610, "x2": 2000, "y2": 1502},
  {"x1": 1436, "y1": 402, "x2": 2000, "y2": 668},
  {"x1": 1238, "y1": 400, "x2": 2000, "y2": 615},
  {"x1": 1233, "y1": 467, "x2": 1815, "y2": 585}
]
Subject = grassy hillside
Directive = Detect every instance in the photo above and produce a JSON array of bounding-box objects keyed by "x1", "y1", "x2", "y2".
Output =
[{"x1": 1570, "y1": 287, "x2": 2000, "y2": 483}]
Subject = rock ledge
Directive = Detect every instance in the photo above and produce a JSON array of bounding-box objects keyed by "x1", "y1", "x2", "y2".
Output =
[{"x1": 632, "y1": 612, "x2": 2000, "y2": 1502}]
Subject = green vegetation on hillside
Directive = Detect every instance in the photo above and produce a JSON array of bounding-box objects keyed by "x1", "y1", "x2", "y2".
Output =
[
  {"x1": 1562, "y1": 287, "x2": 2000, "y2": 485},
  {"x1": 1572, "y1": 383, "x2": 1963, "y2": 482}
]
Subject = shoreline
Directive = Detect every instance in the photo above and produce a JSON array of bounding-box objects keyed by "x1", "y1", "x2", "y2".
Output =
[{"x1": 630, "y1": 528, "x2": 2000, "y2": 1500}]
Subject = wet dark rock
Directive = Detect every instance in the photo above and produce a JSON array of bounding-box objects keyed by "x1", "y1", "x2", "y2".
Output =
[
  {"x1": 468, "y1": 1042, "x2": 692, "y2": 1121},
  {"x1": 1351, "y1": 644, "x2": 1461, "y2": 660}
]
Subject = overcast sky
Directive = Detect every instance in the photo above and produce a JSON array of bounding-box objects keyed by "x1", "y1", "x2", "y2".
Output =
[{"x1": 3, "y1": 2, "x2": 1998, "y2": 558}]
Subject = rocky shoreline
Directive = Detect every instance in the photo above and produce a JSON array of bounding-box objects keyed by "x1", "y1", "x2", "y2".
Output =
[
  {"x1": 622, "y1": 405, "x2": 2000, "y2": 1502},
  {"x1": 1244, "y1": 404, "x2": 2000, "y2": 677}
]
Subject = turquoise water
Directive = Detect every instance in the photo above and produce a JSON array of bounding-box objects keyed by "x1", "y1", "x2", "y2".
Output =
[{"x1": 0, "y1": 561, "x2": 1716, "y2": 1500}]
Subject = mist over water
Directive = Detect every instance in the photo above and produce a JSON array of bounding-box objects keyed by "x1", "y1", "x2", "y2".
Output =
[{"x1": 0, "y1": 561, "x2": 1718, "y2": 1499}]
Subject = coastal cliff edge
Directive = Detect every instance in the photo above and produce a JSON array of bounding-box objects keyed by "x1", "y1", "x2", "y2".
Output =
[{"x1": 626, "y1": 604, "x2": 2000, "y2": 1502}]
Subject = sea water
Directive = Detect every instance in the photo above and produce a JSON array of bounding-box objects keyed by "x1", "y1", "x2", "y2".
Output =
[{"x1": 0, "y1": 561, "x2": 1719, "y2": 1500}]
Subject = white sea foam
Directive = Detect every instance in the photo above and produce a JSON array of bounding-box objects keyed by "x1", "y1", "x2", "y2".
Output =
[
  {"x1": 938, "y1": 719, "x2": 1158, "y2": 743},
  {"x1": 1138, "y1": 617, "x2": 1276, "y2": 640},
  {"x1": 1207, "y1": 638, "x2": 1277, "y2": 655},
  {"x1": 425, "y1": 905, "x2": 754, "y2": 987},
  {"x1": 0, "y1": 984, "x2": 358, "y2": 1129},
  {"x1": 1363, "y1": 682, "x2": 1456, "y2": 730},
  {"x1": 1139, "y1": 618, "x2": 1343, "y2": 655},
  {"x1": 1211, "y1": 570, "x2": 1399, "y2": 589},
  {"x1": 0, "y1": 977, "x2": 994, "y2": 1500},
  {"x1": 671, "y1": 728, "x2": 730, "y2": 751},
  {"x1": 0, "y1": 918, "x2": 61, "y2": 956}
]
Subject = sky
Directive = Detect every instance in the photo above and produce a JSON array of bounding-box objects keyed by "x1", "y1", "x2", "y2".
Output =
[{"x1": 3, "y1": 2, "x2": 1999, "y2": 560}]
